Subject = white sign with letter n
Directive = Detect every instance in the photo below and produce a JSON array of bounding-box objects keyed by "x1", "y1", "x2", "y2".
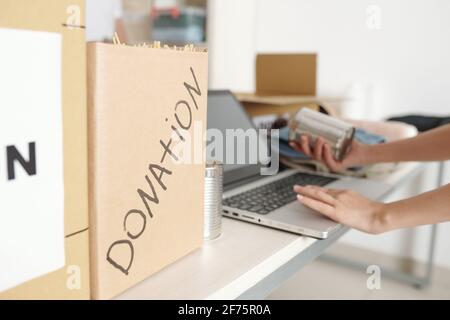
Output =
[{"x1": 0, "y1": 28, "x2": 65, "y2": 292}]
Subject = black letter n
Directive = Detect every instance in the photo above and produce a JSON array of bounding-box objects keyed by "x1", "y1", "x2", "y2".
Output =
[
  {"x1": 184, "y1": 67, "x2": 201, "y2": 110},
  {"x1": 7, "y1": 142, "x2": 37, "y2": 180}
]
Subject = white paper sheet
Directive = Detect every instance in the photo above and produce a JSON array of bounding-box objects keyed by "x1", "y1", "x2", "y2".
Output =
[{"x1": 0, "y1": 28, "x2": 65, "y2": 292}]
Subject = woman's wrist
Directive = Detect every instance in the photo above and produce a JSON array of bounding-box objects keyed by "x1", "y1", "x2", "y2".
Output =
[
  {"x1": 357, "y1": 142, "x2": 375, "y2": 166},
  {"x1": 360, "y1": 142, "x2": 389, "y2": 166},
  {"x1": 372, "y1": 202, "x2": 395, "y2": 234}
]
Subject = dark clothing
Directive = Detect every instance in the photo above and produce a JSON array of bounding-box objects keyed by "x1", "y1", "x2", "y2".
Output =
[{"x1": 388, "y1": 115, "x2": 450, "y2": 132}]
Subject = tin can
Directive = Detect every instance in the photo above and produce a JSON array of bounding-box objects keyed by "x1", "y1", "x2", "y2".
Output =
[
  {"x1": 289, "y1": 108, "x2": 355, "y2": 161},
  {"x1": 203, "y1": 160, "x2": 223, "y2": 240}
]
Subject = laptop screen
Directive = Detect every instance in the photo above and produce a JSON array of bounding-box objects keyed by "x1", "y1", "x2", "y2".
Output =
[{"x1": 207, "y1": 90, "x2": 261, "y2": 185}]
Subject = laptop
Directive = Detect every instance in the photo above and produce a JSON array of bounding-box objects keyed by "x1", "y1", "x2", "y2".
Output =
[{"x1": 207, "y1": 90, "x2": 392, "y2": 239}]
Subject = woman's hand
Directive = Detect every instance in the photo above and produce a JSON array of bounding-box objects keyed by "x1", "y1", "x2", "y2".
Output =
[
  {"x1": 289, "y1": 135, "x2": 369, "y2": 172},
  {"x1": 293, "y1": 185, "x2": 387, "y2": 234}
]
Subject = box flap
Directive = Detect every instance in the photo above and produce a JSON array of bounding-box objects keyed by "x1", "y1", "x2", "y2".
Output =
[{"x1": 235, "y1": 92, "x2": 347, "y2": 105}]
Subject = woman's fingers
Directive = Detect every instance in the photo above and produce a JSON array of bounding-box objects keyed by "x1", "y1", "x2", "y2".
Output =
[
  {"x1": 289, "y1": 135, "x2": 351, "y2": 173},
  {"x1": 313, "y1": 137, "x2": 325, "y2": 161},
  {"x1": 289, "y1": 141, "x2": 302, "y2": 152},
  {"x1": 294, "y1": 184, "x2": 343, "y2": 197},
  {"x1": 308, "y1": 185, "x2": 344, "y2": 197},
  {"x1": 323, "y1": 143, "x2": 340, "y2": 172},
  {"x1": 324, "y1": 189, "x2": 345, "y2": 198},
  {"x1": 293, "y1": 185, "x2": 336, "y2": 206},
  {"x1": 289, "y1": 140, "x2": 311, "y2": 157},
  {"x1": 300, "y1": 135, "x2": 313, "y2": 157},
  {"x1": 297, "y1": 194, "x2": 336, "y2": 220},
  {"x1": 289, "y1": 135, "x2": 325, "y2": 161}
]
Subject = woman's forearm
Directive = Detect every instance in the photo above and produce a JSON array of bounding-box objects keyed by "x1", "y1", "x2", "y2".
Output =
[
  {"x1": 378, "y1": 183, "x2": 450, "y2": 232},
  {"x1": 362, "y1": 124, "x2": 450, "y2": 165}
]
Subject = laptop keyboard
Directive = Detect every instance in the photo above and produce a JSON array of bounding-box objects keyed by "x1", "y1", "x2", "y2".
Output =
[{"x1": 223, "y1": 172, "x2": 337, "y2": 215}]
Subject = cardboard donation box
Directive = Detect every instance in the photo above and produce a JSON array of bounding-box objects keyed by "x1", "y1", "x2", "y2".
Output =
[
  {"x1": 88, "y1": 43, "x2": 208, "y2": 299},
  {"x1": 236, "y1": 54, "x2": 344, "y2": 117},
  {"x1": 0, "y1": 0, "x2": 89, "y2": 299}
]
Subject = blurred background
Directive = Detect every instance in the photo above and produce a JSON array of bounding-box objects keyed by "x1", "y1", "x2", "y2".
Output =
[
  {"x1": 87, "y1": 0, "x2": 207, "y2": 45},
  {"x1": 86, "y1": 0, "x2": 450, "y2": 299}
]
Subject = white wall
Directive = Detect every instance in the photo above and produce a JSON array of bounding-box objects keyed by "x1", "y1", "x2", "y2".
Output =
[
  {"x1": 209, "y1": 0, "x2": 450, "y2": 268},
  {"x1": 86, "y1": 0, "x2": 121, "y2": 41},
  {"x1": 209, "y1": 0, "x2": 450, "y2": 119},
  {"x1": 207, "y1": 0, "x2": 259, "y2": 91}
]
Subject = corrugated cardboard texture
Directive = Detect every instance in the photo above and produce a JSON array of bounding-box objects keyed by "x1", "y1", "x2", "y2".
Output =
[
  {"x1": 88, "y1": 43, "x2": 207, "y2": 299},
  {"x1": 0, "y1": 0, "x2": 89, "y2": 299},
  {"x1": 256, "y1": 54, "x2": 317, "y2": 96}
]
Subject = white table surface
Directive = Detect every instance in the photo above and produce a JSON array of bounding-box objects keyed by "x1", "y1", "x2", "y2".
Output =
[{"x1": 116, "y1": 162, "x2": 425, "y2": 300}]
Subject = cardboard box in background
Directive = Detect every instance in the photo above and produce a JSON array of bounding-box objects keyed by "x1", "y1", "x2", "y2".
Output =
[
  {"x1": 256, "y1": 53, "x2": 317, "y2": 96},
  {"x1": 237, "y1": 53, "x2": 345, "y2": 117},
  {"x1": 88, "y1": 43, "x2": 208, "y2": 299},
  {"x1": 0, "y1": 0, "x2": 89, "y2": 299}
]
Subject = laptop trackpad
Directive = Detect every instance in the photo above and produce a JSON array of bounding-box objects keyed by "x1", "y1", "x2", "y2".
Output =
[{"x1": 268, "y1": 201, "x2": 340, "y2": 234}]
